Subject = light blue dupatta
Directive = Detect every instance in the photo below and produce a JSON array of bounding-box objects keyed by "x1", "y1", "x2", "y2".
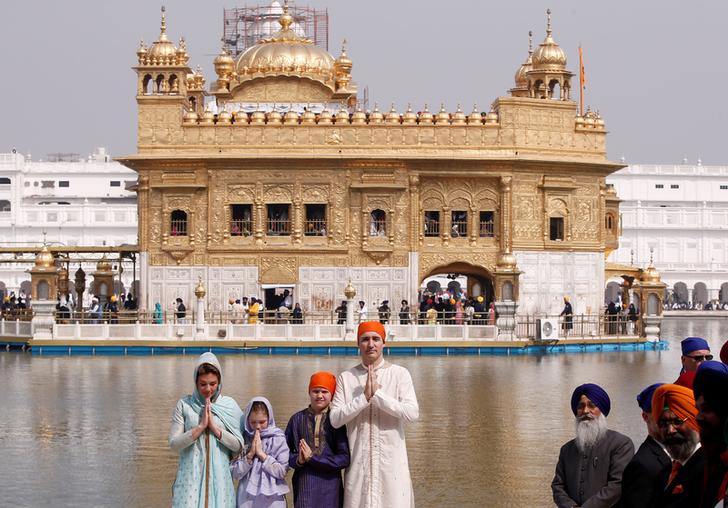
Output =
[{"x1": 172, "y1": 353, "x2": 244, "y2": 508}]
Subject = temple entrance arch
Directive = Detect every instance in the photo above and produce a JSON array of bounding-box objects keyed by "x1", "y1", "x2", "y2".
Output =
[{"x1": 420, "y1": 262, "x2": 495, "y2": 306}]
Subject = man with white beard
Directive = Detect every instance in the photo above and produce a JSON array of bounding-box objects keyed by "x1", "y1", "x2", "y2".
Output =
[
  {"x1": 650, "y1": 383, "x2": 704, "y2": 507},
  {"x1": 552, "y1": 383, "x2": 634, "y2": 508}
]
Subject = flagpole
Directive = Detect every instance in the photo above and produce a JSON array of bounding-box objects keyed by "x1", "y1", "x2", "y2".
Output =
[{"x1": 579, "y1": 44, "x2": 585, "y2": 117}]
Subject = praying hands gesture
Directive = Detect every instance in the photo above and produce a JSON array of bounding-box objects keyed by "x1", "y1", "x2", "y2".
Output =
[
  {"x1": 297, "y1": 438, "x2": 313, "y2": 465},
  {"x1": 246, "y1": 429, "x2": 267, "y2": 462},
  {"x1": 365, "y1": 364, "x2": 379, "y2": 402},
  {"x1": 193, "y1": 399, "x2": 222, "y2": 440}
]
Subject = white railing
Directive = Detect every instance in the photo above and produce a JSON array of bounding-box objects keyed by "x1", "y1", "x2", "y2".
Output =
[
  {"x1": 49, "y1": 323, "x2": 499, "y2": 342},
  {"x1": 0, "y1": 319, "x2": 33, "y2": 337}
]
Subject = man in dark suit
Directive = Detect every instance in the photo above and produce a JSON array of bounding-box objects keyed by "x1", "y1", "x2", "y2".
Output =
[
  {"x1": 651, "y1": 383, "x2": 705, "y2": 508},
  {"x1": 552, "y1": 383, "x2": 634, "y2": 508},
  {"x1": 619, "y1": 383, "x2": 671, "y2": 507}
]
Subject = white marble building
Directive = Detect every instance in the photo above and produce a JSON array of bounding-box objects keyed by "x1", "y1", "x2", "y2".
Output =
[
  {"x1": 607, "y1": 163, "x2": 728, "y2": 306},
  {"x1": 0, "y1": 149, "x2": 138, "y2": 298}
]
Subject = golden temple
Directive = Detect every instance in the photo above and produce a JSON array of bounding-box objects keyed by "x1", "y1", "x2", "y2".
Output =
[{"x1": 119, "y1": 5, "x2": 622, "y2": 315}]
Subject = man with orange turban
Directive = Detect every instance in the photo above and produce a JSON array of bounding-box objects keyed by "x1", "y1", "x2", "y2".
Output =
[
  {"x1": 330, "y1": 321, "x2": 419, "y2": 508},
  {"x1": 650, "y1": 383, "x2": 705, "y2": 507}
]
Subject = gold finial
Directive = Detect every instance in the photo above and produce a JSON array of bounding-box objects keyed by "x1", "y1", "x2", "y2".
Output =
[
  {"x1": 439, "y1": 102, "x2": 446, "y2": 112},
  {"x1": 546, "y1": 8, "x2": 552, "y2": 37},
  {"x1": 42, "y1": 230, "x2": 47, "y2": 245},
  {"x1": 423, "y1": 103, "x2": 429, "y2": 112},
  {"x1": 649, "y1": 247, "x2": 654, "y2": 266},
  {"x1": 341, "y1": 38, "x2": 348, "y2": 55},
  {"x1": 279, "y1": 0, "x2": 293, "y2": 31},
  {"x1": 344, "y1": 280, "x2": 356, "y2": 299},
  {"x1": 160, "y1": 6, "x2": 168, "y2": 40},
  {"x1": 194, "y1": 276, "x2": 206, "y2": 299},
  {"x1": 630, "y1": 249, "x2": 634, "y2": 266},
  {"x1": 528, "y1": 30, "x2": 533, "y2": 53}
]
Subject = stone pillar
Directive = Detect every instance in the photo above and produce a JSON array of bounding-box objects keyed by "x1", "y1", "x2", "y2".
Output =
[
  {"x1": 194, "y1": 277, "x2": 206, "y2": 340},
  {"x1": 344, "y1": 280, "x2": 356, "y2": 340},
  {"x1": 31, "y1": 300, "x2": 56, "y2": 340},
  {"x1": 495, "y1": 301, "x2": 517, "y2": 340}
]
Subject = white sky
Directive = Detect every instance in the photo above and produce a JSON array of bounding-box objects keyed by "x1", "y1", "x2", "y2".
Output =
[{"x1": 1, "y1": 0, "x2": 726, "y2": 164}]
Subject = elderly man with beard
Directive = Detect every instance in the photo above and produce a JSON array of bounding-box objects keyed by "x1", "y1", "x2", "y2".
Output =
[
  {"x1": 618, "y1": 383, "x2": 671, "y2": 507},
  {"x1": 693, "y1": 361, "x2": 728, "y2": 507},
  {"x1": 552, "y1": 383, "x2": 634, "y2": 508},
  {"x1": 650, "y1": 383, "x2": 704, "y2": 507}
]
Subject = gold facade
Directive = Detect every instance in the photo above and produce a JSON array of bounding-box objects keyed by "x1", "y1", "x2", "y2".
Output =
[{"x1": 121, "y1": 6, "x2": 622, "y2": 304}]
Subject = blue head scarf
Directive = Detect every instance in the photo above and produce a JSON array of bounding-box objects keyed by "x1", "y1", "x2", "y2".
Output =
[
  {"x1": 636, "y1": 383, "x2": 664, "y2": 413},
  {"x1": 570, "y1": 383, "x2": 611, "y2": 417},
  {"x1": 681, "y1": 337, "x2": 710, "y2": 355},
  {"x1": 172, "y1": 352, "x2": 244, "y2": 508}
]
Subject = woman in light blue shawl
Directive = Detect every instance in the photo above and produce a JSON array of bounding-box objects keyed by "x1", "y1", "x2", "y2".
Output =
[{"x1": 169, "y1": 352, "x2": 244, "y2": 508}]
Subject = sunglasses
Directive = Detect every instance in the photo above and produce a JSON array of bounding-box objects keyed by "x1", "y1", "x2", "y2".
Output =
[{"x1": 685, "y1": 354, "x2": 713, "y2": 362}]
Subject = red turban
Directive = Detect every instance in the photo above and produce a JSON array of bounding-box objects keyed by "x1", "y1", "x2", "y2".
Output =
[
  {"x1": 308, "y1": 371, "x2": 336, "y2": 394},
  {"x1": 357, "y1": 321, "x2": 386, "y2": 342},
  {"x1": 652, "y1": 383, "x2": 699, "y2": 433}
]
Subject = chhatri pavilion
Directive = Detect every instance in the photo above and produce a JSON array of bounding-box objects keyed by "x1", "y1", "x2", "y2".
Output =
[{"x1": 119, "y1": 5, "x2": 621, "y2": 315}]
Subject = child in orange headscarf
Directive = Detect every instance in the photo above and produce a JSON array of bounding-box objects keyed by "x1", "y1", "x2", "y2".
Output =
[{"x1": 284, "y1": 372, "x2": 350, "y2": 508}]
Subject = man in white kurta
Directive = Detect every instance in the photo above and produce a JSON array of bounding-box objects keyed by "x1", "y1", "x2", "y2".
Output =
[{"x1": 330, "y1": 321, "x2": 419, "y2": 508}]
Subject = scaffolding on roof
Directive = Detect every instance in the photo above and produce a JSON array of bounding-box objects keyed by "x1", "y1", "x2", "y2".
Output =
[{"x1": 223, "y1": 2, "x2": 329, "y2": 60}]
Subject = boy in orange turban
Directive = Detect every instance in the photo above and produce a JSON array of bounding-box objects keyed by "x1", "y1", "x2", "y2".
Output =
[{"x1": 284, "y1": 371, "x2": 350, "y2": 507}]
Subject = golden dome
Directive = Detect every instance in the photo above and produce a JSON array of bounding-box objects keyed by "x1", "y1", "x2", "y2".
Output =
[
  {"x1": 344, "y1": 280, "x2": 356, "y2": 299},
  {"x1": 451, "y1": 104, "x2": 467, "y2": 125},
  {"x1": 369, "y1": 104, "x2": 384, "y2": 124},
  {"x1": 419, "y1": 105, "x2": 433, "y2": 124},
  {"x1": 35, "y1": 244, "x2": 54, "y2": 268},
  {"x1": 96, "y1": 255, "x2": 112, "y2": 273},
  {"x1": 643, "y1": 263, "x2": 661, "y2": 283},
  {"x1": 468, "y1": 105, "x2": 482, "y2": 125},
  {"x1": 514, "y1": 31, "x2": 534, "y2": 87},
  {"x1": 497, "y1": 250, "x2": 518, "y2": 270},
  {"x1": 148, "y1": 7, "x2": 178, "y2": 63},
  {"x1": 335, "y1": 107, "x2": 349, "y2": 123},
  {"x1": 351, "y1": 107, "x2": 366, "y2": 124},
  {"x1": 214, "y1": 45, "x2": 235, "y2": 78},
  {"x1": 183, "y1": 107, "x2": 198, "y2": 124},
  {"x1": 403, "y1": 104, "x2": 417, "y2": 124},
  {"x1": 385, "y1": 104, "x2": 401, "y2": 124},
  {"x1": 268, "y1": 110, "x2": 283, "y2": 124},
  {"x1": 284, "y1": 109, "x2": 299, "y2": 124},
  {"x1": 250, "y1": 110, "x2": 266, "y2": 124},
  {"x1": 436, "y1": 104, "x2": 450, "y2": 125},
  {"x1": 301, "y1": 109, "x2": 316, "y2": 124},
  {"x1": 217, "y1": 109, "x2": 233, "y2": 124},
  {"x1": 318, "y1": 109, "x2": 333, "y2": 124},
  {"x1": 194, "y1": 277, "x2": 206, "y2": 299},
  {"x1": 532, "y1": 10, "x2": 567, "y2": 70},
  {"x1": 235, "y1": 3, "x2": 336, "y2": 89}
]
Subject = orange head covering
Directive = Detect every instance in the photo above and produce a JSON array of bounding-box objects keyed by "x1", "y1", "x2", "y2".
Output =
[
  {"x1": 357, "y1": 321, "x2": 386, "y2": 342},
  {"x1": 652, "y1": 383, "x2": 699, "y2": 433},
  {"x1": 308, "y1": 371, "x2": 336, "y2": 394}
]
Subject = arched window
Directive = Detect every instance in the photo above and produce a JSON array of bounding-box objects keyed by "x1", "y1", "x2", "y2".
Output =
[
  {"x1": 0, "y1": 200, "x2": 10, "y2": 212},
  {"x1": 170, "y1": 210, "x2": 188, "y2": 236},
  {"x1": 168, "y1": 74, "x2": 178, "y2": 94},
  {"x1": 605, "y1": 214, "x2": 614, "y2": 231},
  {"x1": 37, "y1": 280, "x2": 50, "y2": 300},
  {"x1": 549, "y1": 80, "x2": 561, "y2": 100},
  {"x1": 369, "y1": 209, "x2": 386, "y2": 236},
  {"x1": 155, "y1": 74, "x2": 166, "y2": 94},
  {"x1": 549, "y1": 216, "x2": 565, "y2": 241},
  {"x1": 142, "y1": 74, "x2": 153, "y2": 95}
]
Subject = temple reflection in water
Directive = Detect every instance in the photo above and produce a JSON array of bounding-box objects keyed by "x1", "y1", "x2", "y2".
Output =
[{"x1": 118, "y1": 4, "x2": 621, "y2": 316}]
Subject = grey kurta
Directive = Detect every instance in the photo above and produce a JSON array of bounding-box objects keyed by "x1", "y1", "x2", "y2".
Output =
[{"x1": 551, "y1": 429, "x2": 634, "y2": 508}]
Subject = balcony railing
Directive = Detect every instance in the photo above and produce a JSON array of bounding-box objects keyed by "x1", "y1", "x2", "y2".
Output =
[
  {"x1": 304, "y1": 219, "x2": 327, "y2": 236},
  {"x1": 230, "y1": 219, "x2": 253, "y2": 236},
  {"x1": 267, "y1": 218, "x2": 291, "y2": 236}
]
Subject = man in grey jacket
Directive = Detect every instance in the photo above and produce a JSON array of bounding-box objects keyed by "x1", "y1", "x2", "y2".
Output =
[{"x1": 552, "y1": 383, "x2": 634, "y2": 508}]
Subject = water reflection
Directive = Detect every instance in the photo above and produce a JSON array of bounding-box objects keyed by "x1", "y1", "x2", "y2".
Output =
[{"x1": 0, "y1": 318, "x2": 723, "y2": 507}]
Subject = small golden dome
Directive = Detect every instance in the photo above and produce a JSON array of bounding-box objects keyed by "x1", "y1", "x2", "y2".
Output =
[
  {"x1": 232, "y1": 110, "x2": 248, "y2": 124},
  {"x1": 351, "y1": 107, "x2": 366, "y2": 124},
  {"x1": 335, "y1": 107, "x2": 350, "y2": 123},
  {"x1": 532, "y1": 10, "x2": 567, "y2": 70},
  {"x1": 284, "y1": 109, "x2": 299, "y2": 124},
  {"x1": 486, "y1": 111, "x2": 498, "y2": 124},
  {"x1": 250, "y1": 109, "x2": 266, "y2": 124},
  {"x1": 436, "y1": 104, "x2": 450, "y2": 125},
  {"x1": 385, "y1": 104, "x2": 401, "y2": 124},
  {"x1": 335, "y1": 40, "x2": 353, "y2": 73},
  {"x1": 35, "y1": 244, "x2": 54, "y2": 268},
  {"x1": 194, "y1": 277, "x2": 207, "y2": 299},
  {"x1": 235, "y1": 3, "x2": 337, "y2": 90},
  {"x1": 344, "y1": 280, "x2": 356, "y2": 299},
  {"x1": 200, "y1": 109, "x2": 215, "y2": 125},
  {"x1": 418, "y1": 104, "x2": 433, "y2": 124},
  {"x1": 136, "y1": 39, "x2": 148, "y2": 62},
  {"x1": 403, "y1": 104, "x2": 417, "y2": 124},
  {"x1": 183, "y1": 107, "x2": 198, "y2": 124},
  {"x1": 318, "y1": 109, "x2": 333, "y2": 124},
  {"x1": 301, "y1": 109, "x2": 316, "y2": 124},
  {"x1": 96, "y1": 255, "x2": 112, "y2": 272},
  {"x1": 575, "y1": 115, "x2": 585, "y2": 128},
  {"x1": 217, "y1": 109, "x2": 233, "y2": 124},
  {"x1": 369, "y1": 104, "x2": 384, "y2": 124},
  {"x1": 514, "y1": 31, "x2": 534, "y2": 87},
  {"x1": 451, "y1": 104, "x2": 467, "y2": 125},
  {"x1": 468, "y1": 105, "x2": 482, "y2": 125},
  {"x1": 497, "y1": 250, "x2": 518, "y2": 270},
  {"x1": 267, "y1": 110, "x2": 283, "y2": 124},
  {"x1": 643, "y1": 264, "x2": 661, "y2": 283},
  {"x1": 214, "y1": 45, "x2": 235, "y2": 78},
  {"x1": 148, "y1": 7, "x2": 178, "y2": 64}
]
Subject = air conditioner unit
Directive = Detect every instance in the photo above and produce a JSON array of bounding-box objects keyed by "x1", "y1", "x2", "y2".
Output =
[{"x1": 537, "y1": 318, "x2": 559, "y2": 340}]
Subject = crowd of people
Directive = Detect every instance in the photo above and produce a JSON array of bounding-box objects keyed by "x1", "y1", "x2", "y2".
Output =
[
  {"x1": 0, "y1": 292, "x2": 31, "y2": 319},
  {"x1": 169, "y1": 321, "x2": 418, "y2": 508},
  {"x1": 552, "y1": 336, "x2": 728, "y2": 507}
]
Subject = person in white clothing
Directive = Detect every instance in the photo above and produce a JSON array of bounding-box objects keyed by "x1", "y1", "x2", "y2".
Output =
[{"x1": 330, "y1": 321, "x2": 419, "y2": 508}]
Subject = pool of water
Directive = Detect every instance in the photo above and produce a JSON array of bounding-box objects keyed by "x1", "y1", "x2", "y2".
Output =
[{"x1": 0, "y1": 317, "x2": 724, "y2": 507}]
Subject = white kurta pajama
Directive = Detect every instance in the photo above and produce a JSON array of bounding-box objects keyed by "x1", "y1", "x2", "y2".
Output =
[{"x1": 330, "y1": 361, "x2": 419, "y2": 508}]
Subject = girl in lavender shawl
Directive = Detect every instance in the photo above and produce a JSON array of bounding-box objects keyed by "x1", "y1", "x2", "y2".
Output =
[{"x1": 231, "y1": 397, "x2": 289, "y2": 507}]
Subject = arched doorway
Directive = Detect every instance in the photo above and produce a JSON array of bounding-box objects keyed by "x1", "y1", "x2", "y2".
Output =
[
  {"x1": 604, "y1": 280, "x2": 621, "y2": 306},
  {"x1": 693, "y1": 282, "x2": 708, "y2": 307},
  {"x1": 420, "y1": 262, "x2": 495, "y2": 305},
  {"x1": 673, "y1": 282, "x2": 688, "y2": 306},
  {"x1": 720, "y1": 282, "x2": 728, "y2": 305}
]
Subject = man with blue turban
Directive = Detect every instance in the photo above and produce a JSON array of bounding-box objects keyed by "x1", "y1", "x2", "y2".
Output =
[
  {"x1": 618, "y1": 383, "x2": 670, "y2": 507},
  {"x1": 552, "y1": 383, "x2": 634, "y2": 508},
  {"x1": 679, "y1": 336, "x2": 712, "y2": 376},
  {"x1": 693, "y1": 361, "x2": 728, "y2": 507}
]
